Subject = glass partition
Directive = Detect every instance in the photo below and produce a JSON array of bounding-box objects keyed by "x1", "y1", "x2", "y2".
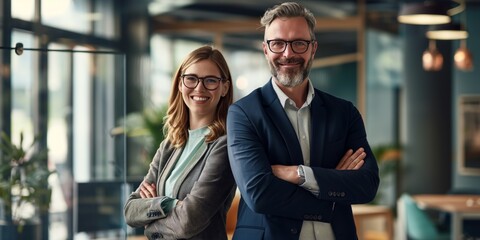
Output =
[
  {"x1": 0, "y1": 44, "x2": 127, "y2": 240},
  {"x1": 41, "y1": 0, "x2": 118, "y2": 39}
]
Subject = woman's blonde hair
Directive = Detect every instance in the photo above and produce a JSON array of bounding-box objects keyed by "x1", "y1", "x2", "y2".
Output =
[{"x1": 163, "y1": 45, "x2": 233, "y2": 148}]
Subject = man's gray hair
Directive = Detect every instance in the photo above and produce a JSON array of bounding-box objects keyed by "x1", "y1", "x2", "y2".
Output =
[{"x1": 260, "y1": 2, "x2": 316, "y2": 40}]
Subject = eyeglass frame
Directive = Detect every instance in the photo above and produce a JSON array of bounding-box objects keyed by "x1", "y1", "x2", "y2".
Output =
[
  {"x1": 265, "y1": 39, "x2": 315, "y2": 54},
  {"x1": 181, "y1": 74, "x2": 226, "y2": 90}
]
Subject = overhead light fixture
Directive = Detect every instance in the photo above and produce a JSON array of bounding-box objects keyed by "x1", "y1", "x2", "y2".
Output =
[
  {"x1": 454, "y1": 39, "x2": 473, "y2": 71},
  {"x1": 398, "y1": 0, "x2": 465, "y2": 25},
  {"x1": 426, "y1": 22, "x2": 468, "y2": 40},
  {"x1": 423, "y1": 40, "x2": 443, "y2": 71},
  {"x1": 398, "y1": 2, "x2": 451, "y2": 25}
]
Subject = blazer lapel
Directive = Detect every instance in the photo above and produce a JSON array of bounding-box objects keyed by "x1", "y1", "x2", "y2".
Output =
[
  {"x1": 310, "y1": 90, "x2": 326, "y2": 167},
  {"x1": 158, "y1": 148, "x2": 181, "y2": 196},
  {"x1": 171, "y1": 142, "x2": 208, "y2": 197},
  {"x1": 261, "y1": 81, "x2": 303, "y2": 165}
]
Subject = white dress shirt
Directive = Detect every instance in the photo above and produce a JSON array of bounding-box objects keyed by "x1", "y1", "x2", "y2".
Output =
[{"x1": 272, "y1": 80, "x2": 335, "y2": 240}]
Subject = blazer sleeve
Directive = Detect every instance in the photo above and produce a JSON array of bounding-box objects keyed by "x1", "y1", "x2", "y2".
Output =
[
  {"x1": 227, "y1": 104, "x2": 335, "y2": 222},
  {"x1": 144, "y1": 136, "x2": 236, "y2": 239},
  {"x1": 123, "y1": 141, "x2": 172, "y2": 227},
  {"x1": 311, "y1": 103, "x2": 379, "y2": 204}
]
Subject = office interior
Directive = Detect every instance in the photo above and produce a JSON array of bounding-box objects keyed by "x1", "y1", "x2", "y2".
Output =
[{"x1": 0, "y1": 0, "x2": 479, "y2": 239}]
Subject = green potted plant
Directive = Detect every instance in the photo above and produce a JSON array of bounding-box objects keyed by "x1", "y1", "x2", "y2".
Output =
[
  {"x1": 113, "y1": 105, "x2": 167, "y2": 177},
  {"x1": 371, "y1": 144, "x2": 402, "y2": 206},
  {"x1": 0, "y1": 131, "x2": 54, "y2": 237}
]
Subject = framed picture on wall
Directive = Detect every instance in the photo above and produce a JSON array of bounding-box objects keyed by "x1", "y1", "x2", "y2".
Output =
[{"x1": 457, "y1": 95, "x2": 480, "y2": 175}]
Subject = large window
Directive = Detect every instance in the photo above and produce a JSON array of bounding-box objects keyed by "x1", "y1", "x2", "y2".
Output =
[
  {"x1": 93, "y1": 0, "x2": 118, "y2": 39},
  {"x1": 11, "y1": 30, "x2": 36, "y2": 146},
  {"x1": 8, "y1": 0, "x2": 120, "y2": 39},
  {"x1": 12, "y1": 0, "x2": 35, "y2": 21},
  {"x1": 45, "y1": 44, "x2": 126, "y2": 239},
  {"x1": 8, "y1": 42, "x2": 126, "y2": 239},
  {"x1": 46, "y1": 42, "x2": 72, "y2": 240},
  {"x1": 42, "y1": 0, "x2": 91, "y2": 34},
  {"x1": 4, "y1": 0, "x2": 126, "y2": 239}
]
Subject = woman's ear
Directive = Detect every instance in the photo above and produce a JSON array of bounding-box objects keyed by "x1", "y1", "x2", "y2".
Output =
[
  {"x1": 178, "y1": 79, "x2": 183, "y2": 93},
  {"x1": 222, "y1": 81, "x2": 230, "y2": 97}
]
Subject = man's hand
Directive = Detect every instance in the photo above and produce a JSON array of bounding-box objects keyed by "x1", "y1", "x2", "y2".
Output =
[
  {"x1": 336, "y1": 148, "x2": 366, "y2": 170},
  {"x1": 139, "y1": 181, "x2": 157, "y2": 198},
  {"x1": 271, "y1": 165, "x2": 300, "y2": 184},
  {"x1": 271, "y1": 148, "x2": 366, "y2": 184}
]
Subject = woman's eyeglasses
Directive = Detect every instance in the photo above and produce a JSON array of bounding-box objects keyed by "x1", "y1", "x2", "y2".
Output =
[{"x1": 181, "y1": 74, "x2": 225, "y2": 90}]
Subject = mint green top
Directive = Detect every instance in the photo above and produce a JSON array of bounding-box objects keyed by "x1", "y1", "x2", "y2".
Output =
[{"x1": 162, "y1": 126, "x2": 209, "y2": 213}]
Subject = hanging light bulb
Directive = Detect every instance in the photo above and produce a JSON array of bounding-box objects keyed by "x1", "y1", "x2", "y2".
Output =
[
  {"x1": 423, "y1": 40, "x2": 443, "y2": 71},
  {"x1": 454, "y1": 39, "x2": 473, "y2": 71}
]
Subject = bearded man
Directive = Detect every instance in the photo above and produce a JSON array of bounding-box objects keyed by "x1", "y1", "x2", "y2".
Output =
[{"x1": 226, "y1": 2, "x2": 379, "y2": 240}]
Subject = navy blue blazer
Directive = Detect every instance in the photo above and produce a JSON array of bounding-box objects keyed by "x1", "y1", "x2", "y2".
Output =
[{"x1": 227, "y1": 80, "x2": 379, "y2": 240}]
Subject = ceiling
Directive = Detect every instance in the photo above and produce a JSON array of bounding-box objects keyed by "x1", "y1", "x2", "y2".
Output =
[
  {"x1": 147, "y1": 0, "x2": 398, "y2": 59},
  {"x1": 147, "y1": 0, "x2": 478, "y2": 60}
]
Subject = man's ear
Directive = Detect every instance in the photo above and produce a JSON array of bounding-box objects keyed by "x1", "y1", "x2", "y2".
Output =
[
  {"x1": 311, "y1": 41, "x2": 318, "y2": 58},
  {"x1": 263, "y1": 41, "x2": 269, "y2": 56}
]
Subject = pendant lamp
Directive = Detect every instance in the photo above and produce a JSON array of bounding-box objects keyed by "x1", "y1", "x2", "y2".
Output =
[
  {"x1": 454, "y1": 39, "x2": 473, "y2": 71},
  {"x1": 398, "y1": 0, "x2": 465, "y2": 25},
  {"x1": 423, "y1": 40, "x2": 443, "y2": 71},
  {"x1": 398, "y1": 1, "x2": 451, "y2": 25},
  {"x1": 426, "y1": 22, "x2": 468, "y2": 40}
]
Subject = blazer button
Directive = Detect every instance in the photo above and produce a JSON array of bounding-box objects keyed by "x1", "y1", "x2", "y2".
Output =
[
  {"x1": 328, "y1": 191, "x2": 333, "y2": 197},
  {"x1": 317, "y1": 215, "x2": 322, "y2": 221},
  {"x1": 341, "y1": 192, "x2": 345, "y2": 197},
  {"x1": 151, "y1": 232, "x2": 163, "y2": 239},
  {"x1": 290, "y1": 228, "x2": 298, "y2": 234}
]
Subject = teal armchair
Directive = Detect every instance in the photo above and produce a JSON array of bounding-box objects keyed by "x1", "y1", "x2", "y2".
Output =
[{"x1": 400, "y1": 193, "x2": 450, "y2": 240}]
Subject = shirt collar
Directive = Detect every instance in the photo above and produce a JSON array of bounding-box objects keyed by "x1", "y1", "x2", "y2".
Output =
[
  {"x1": 271, "y1": 78, "x2": 315, "y2": 108},
  {"x1": 188, "y1": 126, "x2": 209, "y2": 138}
]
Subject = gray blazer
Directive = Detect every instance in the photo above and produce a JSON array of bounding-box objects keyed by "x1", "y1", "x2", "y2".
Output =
[{"x1": 124, "y1": 135, "x2": 236, "y2": 240}]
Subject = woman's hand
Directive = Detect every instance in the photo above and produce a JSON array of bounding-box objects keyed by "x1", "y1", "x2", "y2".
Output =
[{"x1": 139, "y1": 181, "x2": 157, "y2": 198}]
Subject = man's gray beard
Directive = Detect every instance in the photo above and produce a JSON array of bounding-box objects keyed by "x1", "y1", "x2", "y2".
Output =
[{"x1": 269, "y1": 57, "x2": 312, "y2": 88}]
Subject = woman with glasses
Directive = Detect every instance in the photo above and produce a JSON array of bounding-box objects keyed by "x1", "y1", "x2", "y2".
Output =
[{"x1": 124, "y1": 45, "x2": 235, "y2": 240}]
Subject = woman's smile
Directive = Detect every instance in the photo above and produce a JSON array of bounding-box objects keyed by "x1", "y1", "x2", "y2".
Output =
[{"x1": 191, "y1": 95, "x2": 210, "y2": 102}]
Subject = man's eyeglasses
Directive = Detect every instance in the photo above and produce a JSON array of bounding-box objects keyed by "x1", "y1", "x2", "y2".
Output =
[
  {"x1": 181, "y1": 74, "x2": 225, "y2": 90},
  {"x1": 266, "y1": 39, "x2": 314, "y2": 54}
]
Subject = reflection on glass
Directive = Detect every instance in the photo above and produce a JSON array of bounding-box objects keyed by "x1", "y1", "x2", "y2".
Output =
[
  {"x1": 48, "y1": 43, "x2": 71, "y2": 165},
  {"x1": 93, "y1": 0, "x2": 117, "y2": 39},
  {"x1": 11, "y1": 30, "x2": 36, "y2": 148},
  {"x1": 467, "y1": 198, "x2": 475, "y2": 207},
  {"x1": 45, "y1": 44, "x2": 126, "y2": 239},
  {"x1": 42, "y1": 0, "x2": 90, "y2": 34},
  {"x1": 150, "y1": 35, "x2": 173, "y2": 107},
  {"x1": 47, "y1": 42, "x2": 71, "y2": 240},
  {"x1": 12, "y1": 0, "x2": 35, "y2": 21},
  {"x1": 73, "y1": 46, "x2": 92, "y2": 183}
]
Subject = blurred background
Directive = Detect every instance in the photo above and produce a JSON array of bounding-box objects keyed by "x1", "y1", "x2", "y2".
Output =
[{"x1": 0, "y1": 0, "x2": 479, "y2": 239}]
